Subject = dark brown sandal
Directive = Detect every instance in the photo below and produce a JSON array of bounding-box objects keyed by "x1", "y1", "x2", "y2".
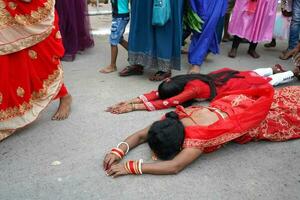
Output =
[
  {"x1": 149, "y1": 71, "x2": 171, "y2": 82},
  {"x1": 119, "y1": 65, "x2": 143, "y2": 77},
  {"x1": 279, "y1": 50, "x2": 293, "y2": 60},
  {"x1": 264, "y1": 39, "x2": 276, "y2": 48}
]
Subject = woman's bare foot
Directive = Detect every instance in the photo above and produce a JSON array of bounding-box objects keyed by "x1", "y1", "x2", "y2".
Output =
[
  {"x1": 271, "y1": 64, "x2": 286, "y2": 74},
  {"x1": 188, "y1": 65, "x2": 200, "y2": 74},
  {"x1": 52, "y1": 94, "x2": 72, "y2": 120},
  {"x1": 99, "y1": 65, "x2": 117, "y2": 73}
]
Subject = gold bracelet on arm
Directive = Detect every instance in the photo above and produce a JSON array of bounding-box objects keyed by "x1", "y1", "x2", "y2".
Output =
[{"x1": 130, "y1": 103, "x2": 135, "y2": 111}]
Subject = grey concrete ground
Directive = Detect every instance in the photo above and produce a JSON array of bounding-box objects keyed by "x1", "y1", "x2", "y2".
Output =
[{"x1": 1, "y1": 17, "x2": 300, "y2": 200}]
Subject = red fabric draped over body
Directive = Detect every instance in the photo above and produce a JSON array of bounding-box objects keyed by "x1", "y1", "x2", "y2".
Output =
[
  {"x1": 139, "y1": 68, "x2": 271, "y2": 111},
  {"x1": 0, "y1": 0, "x2": 67, "y2": 140},
  {"x1": 174, "y1": 86, "x2": 300, "y2": 153}
]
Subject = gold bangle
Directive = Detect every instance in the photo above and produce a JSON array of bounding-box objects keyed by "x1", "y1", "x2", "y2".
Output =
[
  {"x1": 124, "y1": 162, "x2": 131, "y2": 174},
  {"x1": 130, "y1": 103, "x2": 135, "y2": 111},
  {"x1": 111, "y1": 151, "x2": 123, "y2": 159}
]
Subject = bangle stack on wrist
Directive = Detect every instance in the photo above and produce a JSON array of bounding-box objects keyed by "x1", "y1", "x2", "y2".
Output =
[
  {"x1": 124, "y1": 159, "x2": 143, "y2": 175},
  {"x1": 110, "y1": 142, "x2": 130, "y2": 159},
  {"x1": 111, "y1": 148, "x2": 125, "y2": 159},
  {"x1": 130, "y1": 103, "x2": 136, "y2": 111}
]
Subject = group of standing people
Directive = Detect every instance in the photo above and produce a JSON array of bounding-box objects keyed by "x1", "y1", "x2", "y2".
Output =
[
  {"x1": 99, "y1": 0, "x2": 300, "y2": 78},
  {"x1": 55, "y1": 0, "x2": 94, "y2": 61},
  {"x1": 100, "y1": 0, "x2": 229, "y2": 78},
  {"x1": 100, "y1": 0, "x2": 185, "y2": 81}
]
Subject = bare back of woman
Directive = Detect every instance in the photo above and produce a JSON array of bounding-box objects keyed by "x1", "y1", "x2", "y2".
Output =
[{"x1": 179, "y1": 106, "x2": 228, "y2": 127}]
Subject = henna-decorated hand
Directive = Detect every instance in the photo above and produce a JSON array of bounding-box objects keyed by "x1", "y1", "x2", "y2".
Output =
[
  {"x1": 110, "y1": 104, "x2": 134, "y2": 114},
  {"x1": 105, "y1": 102, "x2": 128, "y2": 112}
]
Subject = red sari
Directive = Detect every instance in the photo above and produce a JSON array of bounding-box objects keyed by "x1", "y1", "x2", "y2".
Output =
[
  {"x1": 175, "y1": 86, "x2": 300, "y2": 153},
  {"x1": 139, "y1": 68, "x2": 271, "y2": 111},
  {"x1": 0, "y1": 0, "x2": 68, "y2": 141}
]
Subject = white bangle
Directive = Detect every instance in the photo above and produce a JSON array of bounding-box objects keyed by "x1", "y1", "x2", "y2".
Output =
[
  {"x1": 138, "y1": 159, "x2": 143, "y2": 175},
  {"x1": 117, "y1": 142, "x2": 130, "y2": 154}
]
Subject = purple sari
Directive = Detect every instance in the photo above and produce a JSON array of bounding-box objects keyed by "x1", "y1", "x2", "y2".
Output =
[{"x1": 55, "y1": 0, "x2": 94, "y2": 61}]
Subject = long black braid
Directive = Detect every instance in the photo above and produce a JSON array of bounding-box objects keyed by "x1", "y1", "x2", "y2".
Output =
[{"x1": 158, "y1": 69, "x2": 243, "y2": 101}]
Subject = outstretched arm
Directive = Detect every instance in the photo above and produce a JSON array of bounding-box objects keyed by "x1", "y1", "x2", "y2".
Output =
[
  {"x1": 144, "y1": 88, "x2": 199, "y2": 111},
  {"x1": 142, "y1": 148, "x2": 202, "y2": 175},
  {"x1": 106, "y1": 148, "x2": 202, "y2": 177},
  {"x1": 106, "y1": 90, "x2": 160, "y2": 113},
  {"x1": 105, "y1": 97, "x2": 142, "y2": 112},
  {"x1": 103, "y1": 126, "x2": 150, "y2": 170},
  {"x1": 109, "y1": 87, "x2": 200, "y2": 114},
  {"x1": 107, "y1": 102, "x2": 148, "y2": 114},
  {"x1": 119, "y1": 126, "x2": 150, "y2": 151}
]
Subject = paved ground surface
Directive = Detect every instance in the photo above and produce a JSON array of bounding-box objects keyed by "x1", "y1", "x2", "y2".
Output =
[{"x1": 1, "y1": 11, "x2": 300, "y2": 200}]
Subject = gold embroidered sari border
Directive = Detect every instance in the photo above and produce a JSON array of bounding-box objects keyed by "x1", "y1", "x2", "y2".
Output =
[
  {"x1": 0, "y1": 0, "x2": 55, "y2": 27},
  {"x1": 183, "y1": 132, "x2": 243, "y2": 149},
  {"x1": 0, "y1": 130, "x2": 15, "y2": 141},
  {"x1": 0, "y1": 27, "x2": 52, "y2": 55},
  {"x1": 0, "y1": 64, "x2": 62, "y2": 121}
]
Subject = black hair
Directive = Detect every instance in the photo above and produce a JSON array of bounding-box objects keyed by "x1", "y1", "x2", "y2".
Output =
[
  {"x1": 147, "y1": 111, "x2": 185, "y2": 160},
  {"x1": 158, "y1": 70, "x2": 242, "y2": 103}
]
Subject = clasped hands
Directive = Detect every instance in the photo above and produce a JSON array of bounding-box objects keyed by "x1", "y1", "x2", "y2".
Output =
[{"x1": 103, "y1": 152, "x2": 128, "y2": 178}]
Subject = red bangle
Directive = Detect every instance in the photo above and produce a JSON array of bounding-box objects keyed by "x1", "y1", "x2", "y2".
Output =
[
  {"x1": 129, "y1": 160, "x2": 136, "y2": 174},
  {"x1": 125, "y1": 160, "x2": 143, "y2": 175},
  {"x1": 111, "y1": 148, "x2": 125, "y2": 159}
]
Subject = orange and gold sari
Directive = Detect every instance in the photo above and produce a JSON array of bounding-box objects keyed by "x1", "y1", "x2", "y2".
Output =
[{"x1": 0, "y1": 0, "x2": 67, "y2": 140}]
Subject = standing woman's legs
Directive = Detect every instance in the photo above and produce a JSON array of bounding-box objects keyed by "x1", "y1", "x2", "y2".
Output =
[
  {"x1": 228, "y1": 35, "x2": 241, "y2": 58},
  {"x1": 280, "y1": 0, "x2": 300, "y2": 59},
  {"x1": 188, "y1": 0, "x2": 227, "y2": 74},
  {"x1": 150, "y1": 0, "x2": 183, "y2": 80},
  {"x1": 248, "y1": 42, "x2": 260, "y2": 58},
  {"x1": 222, "y1": 13, "x2": 231, "y2": 42},
  {"x1": 288, "y1": 0, "x2": 300, "y2": 50},
  {"x1": 222, "y1": 0, "x2": 236, "y2": 42}
]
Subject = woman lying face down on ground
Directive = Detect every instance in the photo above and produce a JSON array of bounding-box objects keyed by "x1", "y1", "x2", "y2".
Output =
[
  {"x1": 103, "y1": 85, "x2": 300, "y2": 177},
  {"x1": 106, "y1": 66, "x2": 300, "y2": 114}
]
